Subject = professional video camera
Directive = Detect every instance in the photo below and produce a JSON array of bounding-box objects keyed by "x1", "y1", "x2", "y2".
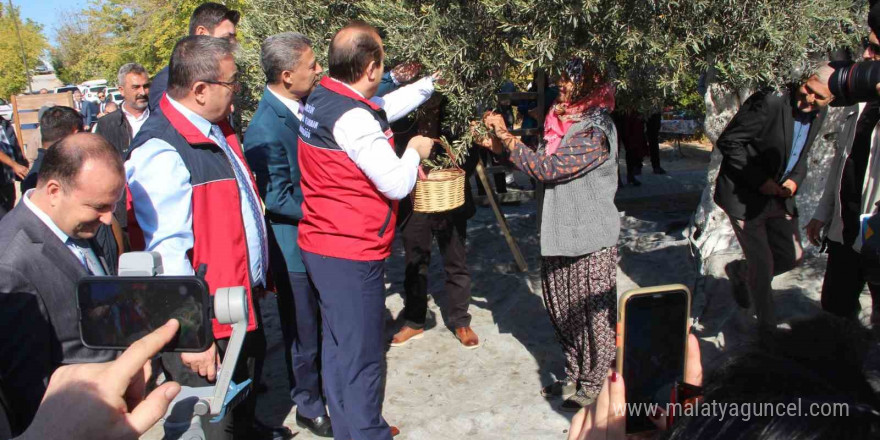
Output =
[
  {"x1": 828, "y1": 60, "x2": 880, "y2": 106},
  {"x1": 76, "y1": 252, "x2": 251, "y2": 440}
]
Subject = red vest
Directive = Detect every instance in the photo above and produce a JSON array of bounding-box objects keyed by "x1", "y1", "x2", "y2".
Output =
[
  {"x1": 297, "y1": 77, "x2": 397, "y2": 261},
  {"x1": 127, "y1": 96, "x2": 259, "y2": 338}
]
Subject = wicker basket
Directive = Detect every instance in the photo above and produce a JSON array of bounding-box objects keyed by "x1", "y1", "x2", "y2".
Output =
[
  {"x1": 412, "y1": 138, "x2": 466, "y2": 213},
  {"x1": 413, "y1": 168, "x2": 466, "y2": 213}
]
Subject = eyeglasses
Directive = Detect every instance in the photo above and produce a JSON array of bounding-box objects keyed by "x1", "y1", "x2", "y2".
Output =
[{"x1": 202, "y1": 78, "x2": 241, "y2": 92}]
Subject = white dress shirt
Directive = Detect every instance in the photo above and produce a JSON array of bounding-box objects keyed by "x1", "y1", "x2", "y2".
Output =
[
  {"x1": 329, "y1": 77, "x2": 434, "y2": 200},
  {"x1": 122, "y1": 104, "x2": 150, "y2": 138},
  {"x1": 126, "y1": 97, "x2": 266, "y2": 285},
  {"x1": 267, "y1": 87, "x2": 303, "y2": 120},
  {"x1": 22, "y1": 189, "x2": 104, "y2": 274}
]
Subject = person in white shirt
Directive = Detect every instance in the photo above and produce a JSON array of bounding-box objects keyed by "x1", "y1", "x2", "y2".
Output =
[
  {"x1": 125, "y1": 35, "x2": 288, "y2": 439},
  {"x1": 296, "y1": 22, "x2": 435, "y2": 440},
  {"x1": 244, "y1": 31, "x2": 436, "y2": 438},
  {"x1": 95, "y1": 62, "x2": 153, "y2": 249}
]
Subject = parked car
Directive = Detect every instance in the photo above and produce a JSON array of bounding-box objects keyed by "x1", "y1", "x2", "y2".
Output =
[
  {"x1": 0, "y1": 99, "x2": 12, "y2": 120},
  {"x1": 54, "y1": 85, "x2": 80, "y2": 95},
  {"x1": 85, "y1": 85, "x2": 108, "y2": 103},
  {"x1": 109, "y1": 91, "x2": 123, "y2": 105}
]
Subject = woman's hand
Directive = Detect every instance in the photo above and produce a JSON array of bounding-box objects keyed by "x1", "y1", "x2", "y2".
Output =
[
  {"x1": 568, "y1": 334, "x2": 704, "y2": 439},
  {"x1": 471, "y1": 121, "x2": 503, "y2": 154},
  {"x1": 568, "y1": 370, "x2": 626, "y2": 440},
  {"x1": 482, "y1": 111, "x2": 509, "y2": 137}
]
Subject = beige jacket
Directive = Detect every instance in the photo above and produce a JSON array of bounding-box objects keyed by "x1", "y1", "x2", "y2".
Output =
[{"x1": 812, "y1": 104, "x2": 880, "y2": 251}]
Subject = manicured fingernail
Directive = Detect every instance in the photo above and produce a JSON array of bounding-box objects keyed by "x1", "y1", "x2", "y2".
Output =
[{"x1": 611, "y1": 372, "x2": 617, "y2": 382}]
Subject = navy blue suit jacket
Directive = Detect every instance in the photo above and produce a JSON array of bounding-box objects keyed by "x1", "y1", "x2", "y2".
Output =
[
  {"x1": 244, "y1": 88, "x2": 306, "y2": 273},
  {"x1": 77, "y1": 101, "x2": 99, "y2": 128},
  {"x1": 149, "y1": 66, "x2": 170, "y2": 112}
]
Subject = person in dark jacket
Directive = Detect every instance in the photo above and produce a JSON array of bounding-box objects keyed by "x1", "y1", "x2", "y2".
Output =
[
  {"x1": 0, "y1": 133, "x2": 122, "y2": 436},
  {"x1": 95, "y1": 62, "x2": 151, "y2": 244},
  {"x1": 806, "y1": 5, "x2": 880, "y2": 323},
  {"x1": 715, "y1": 65, "x2": 833, "y2": 331},
  {"x1": 243, "y1": 32, "x2": 332, "y2": 438},
  {"x1": 148, "y1": 3, "x2": 239, "y2": 111},
  {"x1": 389, "y1": 93, "x2": 481, "y2": 349}
]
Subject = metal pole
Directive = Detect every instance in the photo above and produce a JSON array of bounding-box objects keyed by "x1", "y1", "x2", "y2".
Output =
[{"x1": 7, "y1": 0, "x2": 32, "y2": 94}]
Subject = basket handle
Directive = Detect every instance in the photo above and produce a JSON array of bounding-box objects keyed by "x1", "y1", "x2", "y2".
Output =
[{"x1": 430, "y1": 138, "x2": 463, "y2": 171}]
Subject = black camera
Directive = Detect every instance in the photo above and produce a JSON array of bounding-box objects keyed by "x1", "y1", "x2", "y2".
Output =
[{"x1": 829, "y1": 60, "x2": 880, "y2": 106}]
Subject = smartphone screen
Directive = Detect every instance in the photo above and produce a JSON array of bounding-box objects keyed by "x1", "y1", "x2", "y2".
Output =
[
  {"x1": 77, "y1": 277, "x2": 212, "y2": 352},
  {"x1": 621, "y1": 288, "x2": 690, "y2": 433}
]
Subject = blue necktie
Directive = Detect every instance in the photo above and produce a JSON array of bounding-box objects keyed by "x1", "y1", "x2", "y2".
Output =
[
  {"x1": 68, "y1": 238, "x2": 105, "y2": 275},
  {"x1": 210, "y1": 125, "x2": 268, "y2": 285}
]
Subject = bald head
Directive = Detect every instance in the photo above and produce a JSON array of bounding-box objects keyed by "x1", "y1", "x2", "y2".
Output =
[
  {"x1": 328, "y1": 21, "x2": 383, "y2": 84},
  {"x1": 37, "y1": 133, "x2": 124, "y2": 191}
]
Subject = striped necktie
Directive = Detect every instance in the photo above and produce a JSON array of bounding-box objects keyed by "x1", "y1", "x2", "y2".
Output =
[{"x1": 210, "y1": 124, "x2": 268, "y2": 284}]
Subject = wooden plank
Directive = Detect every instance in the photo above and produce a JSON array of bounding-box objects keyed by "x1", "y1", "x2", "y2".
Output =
[
  {"x1": 475, "y1": 158, "x2": 528, "y2": 272},
  {"x1": 11, "y1": 92, "x2": 73, "y2": 157}
]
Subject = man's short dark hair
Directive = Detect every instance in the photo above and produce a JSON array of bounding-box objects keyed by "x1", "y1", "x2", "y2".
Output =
[
  {"x1": 40, "y1": 106, "x2": 82, "y2": 146},
  {"x1": 188, "y1": 2, "x2": 240, "y2": 36},
  {"x1": 328, "y1": 21, "x2": 383, "y2": 84},
  {"x1": 37, "y1": 133, "x2": 124, "y2": 190},
  {"x1": 167, "y1": 35, "x2": 235, "y2": 99}
]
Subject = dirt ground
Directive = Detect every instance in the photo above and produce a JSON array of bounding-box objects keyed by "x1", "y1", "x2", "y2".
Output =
[{"x1": 144, "y1": 140, "x2": 878, "y2": 439}]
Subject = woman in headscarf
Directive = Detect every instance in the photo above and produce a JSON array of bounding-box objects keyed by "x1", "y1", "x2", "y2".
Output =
[{"x1": 480, "y1": 58, "x2": 619, "y2": 411}]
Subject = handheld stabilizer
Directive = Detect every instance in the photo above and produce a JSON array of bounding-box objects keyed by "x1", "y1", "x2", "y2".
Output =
[{"x1": 114, "y1": 252, "x2": 252, "y2": 440}]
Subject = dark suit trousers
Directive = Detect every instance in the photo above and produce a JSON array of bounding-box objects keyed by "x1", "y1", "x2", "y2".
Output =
[
  {"x1": 276, "y1": 270, "x2": 326, "y2": 418},
  {"x1": 401, "y1": 212, "x2": 472, "y2": 329},
  {"x1": 821, "y1": 241, "x2": 880, "y2": 320},
  {"x1": 159, "y1": 300, "x2": 266, "y2": 439},
  {"x1": 302, "y1": 251, "x2": 391, "y2": 440}
]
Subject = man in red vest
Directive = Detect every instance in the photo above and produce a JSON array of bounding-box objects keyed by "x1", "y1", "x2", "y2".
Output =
[
  {"x1": 126, "y1": 35, "x2": 289, "y2": 439},
  {"x1": 297, "y1": 22, "x2": 435, "y2": 440}
]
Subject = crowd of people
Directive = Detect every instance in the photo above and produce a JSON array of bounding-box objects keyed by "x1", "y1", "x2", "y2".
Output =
[{"x1": 2, "y1": 1, "x2": 880, "y2": 440}]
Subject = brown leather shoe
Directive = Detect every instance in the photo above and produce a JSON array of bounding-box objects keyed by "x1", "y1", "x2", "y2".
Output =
[
  {"x1": 390, "y1": 326, "x2": 424, "y2": 347},
  {"x1": 390, "y1": 426, "x2": 400, "y2": 437},
  {"x1": 454, "y1": 326, "x2": 480, "y2": 349}
]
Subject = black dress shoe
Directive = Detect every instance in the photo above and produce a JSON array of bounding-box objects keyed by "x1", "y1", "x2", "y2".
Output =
[
  {"x1": 241, "y1": 421, "x2": 294, "y2": 440},
  {"x1": 296, "y1": 412, "x2": 334, "y2": 437}
]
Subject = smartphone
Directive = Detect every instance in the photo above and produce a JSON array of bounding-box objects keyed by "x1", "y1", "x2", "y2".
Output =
[
  {"x1": 616, "y1": 285, "x2": 692, "y2": 434},
  {"x1": 77, "y1": 276, "x2": 212, "y2": 352}
]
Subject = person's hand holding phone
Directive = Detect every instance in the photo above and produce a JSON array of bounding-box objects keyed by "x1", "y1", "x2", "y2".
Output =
[
  {"x1": 181, "y1": 342, "x2": 220, "y2": 382},
  {"x1": 17, "y1": 320, "x2": 182, "y2": 440},
  {"x1": 569, "y1": 334, "x2": 704, "y2": 439},
  {"x1": 568, "y1": 370, "x2": 626, "y2": 440}
]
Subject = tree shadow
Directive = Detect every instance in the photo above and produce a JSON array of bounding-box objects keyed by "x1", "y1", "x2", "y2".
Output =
[{"x1": 382, "y1": 200, "x2": 574, "y2": 417}]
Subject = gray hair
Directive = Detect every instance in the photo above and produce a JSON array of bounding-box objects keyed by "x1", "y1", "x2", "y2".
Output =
[
  {"x1": 117, "y1": 63, "x2": 148, "y2": 88},
  {"x1": 261, "y1": 32, "x2": 313, "y2": 84},
  {"x1": 167, "y1": 35, "x2": 235, "y2": 99}
]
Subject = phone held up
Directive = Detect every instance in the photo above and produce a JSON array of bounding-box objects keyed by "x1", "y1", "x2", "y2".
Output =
[
  {"x1": 616, "y1": 284, "x2": 692, "y2": 434},
  {"x1": 77, "y1": 276, "x2": 213, "y2": 352}
]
